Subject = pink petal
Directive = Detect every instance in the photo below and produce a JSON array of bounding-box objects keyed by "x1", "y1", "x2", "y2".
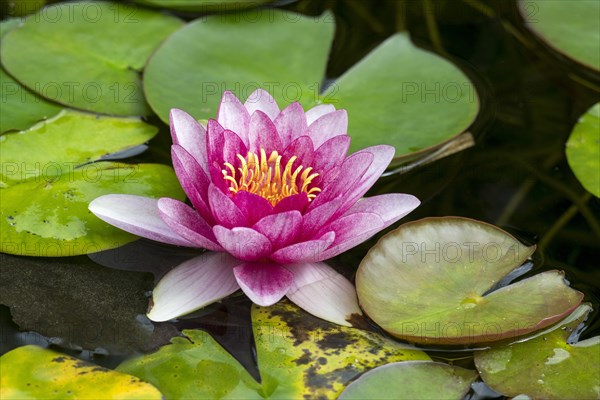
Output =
[
  {"x1": 213, "y1": 226, "x2": 272, "y2": 261},
  {"x1": 319, "y1": 212, "x2": 385, "y2": 259},
  {"x1": 233, "y1": 262, "x2": 293, "y2": 306},
  {"x1": 283, "y1": 135, "x2": 314, "y2": 168},
  {"x1": 244, "y1": 88, "x2": 280, "y2": 121},
  {"x1": 171, "y1": 145, "x2": 214, "y2": 224},
  {"x1": 222, "y1": 129, "x2": 247, "y2": 165},
  {"x1": 307, "y1": 109, "x2": 348, "y2": 148},
  {"x1": 253, "y1": 211, "x2": 302, "y2": 249},
  {"x1": 312, "y1": 135, "x2": 350, "y2": 174},
  {"x1": 217, "y1": 90, "x2": 250, "y2": 146},
  {"x1": 345, "y1": 193, "x2": 420, "y2": 225},
  {"x1": 208, "y1": 184, "x2": 246, "y2": 228},
  {"x1": 305, "y1": 104, "x2": 336, "y2": 125},
  {"x1": 300, "y1": 197, "x2": 344, "y2": 239},
  {"x1": 273, "y1": 192, "x2": 309, "y2": 214},
  {"x1": 169, "y1": 109, "x2": 207, "y2": 172},
  {"x1": 270, "y1": 231, "x2": 335, "y2": 264},
  {"x1": 286, "y1": 262, "x2": 361, "y2": 326},
  {"x1": 158, "y1": 198, "x2": 222, "y2": 251},
  {"x1": 231, "y1": 191, "x2": 273, "y2": 226},
  {"x1": 206, "y1": 119, "x2": 226, "y2": 167},
  {"x1": 274, "y1": 102, "x2": 307, "y2": 147},
  {"x1": 89, "y1": 194, "x2": 194, "y2": 247},
  {"x1": 248, "y1": 110, "x2": 282, "y2": 153},
  {"x1": 147, "y1": 252, "x2": 242, "y2": 322}
]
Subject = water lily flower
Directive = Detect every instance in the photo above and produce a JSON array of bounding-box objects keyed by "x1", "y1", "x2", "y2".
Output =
[{"x1": 89, "y1": 89, "x2": 419, "y2": 326}]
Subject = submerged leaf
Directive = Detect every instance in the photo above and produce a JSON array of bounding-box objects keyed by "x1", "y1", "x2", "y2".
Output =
[
  {"x1": 475, "y1": 304, "x2": 600, "y2": 399},
  {"x1": 0, "y1": 345, "x2": 162, "y2": 399},
  {"x1": 356, "y1": 217, "x2": 583, "y2": 344}
]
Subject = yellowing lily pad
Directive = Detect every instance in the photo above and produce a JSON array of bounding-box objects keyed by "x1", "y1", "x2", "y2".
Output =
[
  {"x1": 143, "y1": 9, "x2": 334, "y2": 122},
  {"x1": 519, "y1": 0, "x2": 600, "y2": 71},
  {"x1": 0, "y1": 345, "x2": 162, "y2": 399},
  {"x1": 322, "y1": 33, "x2": 479, "y2": 157},
  {"x1": 338, "y1": 361, "x2": 478, "y2": 400},
  {"x1": 0, "y1": 110, "x2": 158, "y2": 187},
  {"x1": 1, "y1": 1, "x2": 183, "y2": 116},
  {"x1": 118, "y1": 300, "x2": 429, "y2": 399},
  {"x1": 356, "y1": 217, "x2": 583, "y2": 345},
  {"x1": 566, "y1": 103, "x2": 600, "y2": 197},
  {"x1": 0, "y1": 162, "x2": 185, "y2": 256},
  {"x1": 475, "y1": 304, "x2": 600, "y2": 399},
  {"x1": 0, "y1": 18, "x2": 61, "y2": 133}
]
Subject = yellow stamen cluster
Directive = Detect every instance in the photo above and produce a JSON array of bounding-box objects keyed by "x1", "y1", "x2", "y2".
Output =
[{"x1": 222, "y1": 149, "x2": 321, "y2": 206}]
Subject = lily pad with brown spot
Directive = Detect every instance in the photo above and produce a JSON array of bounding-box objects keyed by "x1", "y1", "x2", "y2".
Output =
[
  {"x1": 356, "y1": 217, "x2": 583, "y2": 345},
  {"x1": 475, "y1": 304, "x2": 600, "y2": 399}
]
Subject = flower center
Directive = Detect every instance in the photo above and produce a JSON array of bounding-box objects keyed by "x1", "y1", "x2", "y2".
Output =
[{"x1": 222, "y1": 148, "x2": 321, "y2": 206}]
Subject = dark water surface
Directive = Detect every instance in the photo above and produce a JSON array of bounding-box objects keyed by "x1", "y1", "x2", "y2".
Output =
[{"x1": 1, "y1": 0, "x2": 599, "y2": 397}]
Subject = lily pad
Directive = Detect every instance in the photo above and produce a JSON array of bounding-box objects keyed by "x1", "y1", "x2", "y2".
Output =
[
  {"x1": 118, "y1": 300, "x2": 429, "y2": 399},
  {"x1": 143, "y1": 9, "x2": 334, "y2": 122},
  {"x1": 0, "y1": 19, "x2": 61, "y2": 133},
  {"x1": 0, "y1": 1, "x2": 183, "y2": 116},
  {"x1": 475, "y1": 304, "x2": 600, "y2": 399},
  {"x1": 0, "y1": 110, "x2": 158, "y2": 187},
  {"x1": 356, "y1": 217, "x2": 583, "y2": 345},
  {"x1": 0, "y1": 345, "x2": 162, "y2": 399},
  {"x1": 0, "y1": 162, "x2": 185, "y2": 257},
  {"x1": 133, "y1": 0, "x2": 273, "y2": 12},
  {"x1": 338, "y1": 361, "x2": 478, "y2": 400},
  {"x1": 322, "y1": 33, "x2": 479, "y2": 156},
  {"x1": 519, "y1": 0, "x2": 600, "y2": 71},
  {"x1": 566, "y1": 103, "x2": 600, "y2": 197}
]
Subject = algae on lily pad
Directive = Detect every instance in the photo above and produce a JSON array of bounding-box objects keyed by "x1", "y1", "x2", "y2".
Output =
[
  {"x1": 519, "y1": 0, "x2": 600, "y2": 71},
  {"x1": 566, "y1": 103, "x2": 600, "y2": 197},
  {"x1": 338, "y1": 361, "x2": 478, "y2": 400},
  {"x1": 118, "y1": 300, "x2": 429, "y2": 399},
  {"x1": 1, "y1": 1, "x2": 183, "y2": 116},
  {"x1": 0, "y1": 345, "x2": 162, "y2": 399},
  {"x1": 143, "y1": 11, "x2": 478, "y2": 160},
  {"x1": 0, "y1": 162, "x2": 185, "y2": 257},
  {"x1": 475, "y1": 304, "x2": 600, "y2": 399},
  {"x1": 356, "y1": 217, "x2": 583, "y2": 345},
  {"x1": 0, "y1": 110, "x2": 158, "y2": 187}
]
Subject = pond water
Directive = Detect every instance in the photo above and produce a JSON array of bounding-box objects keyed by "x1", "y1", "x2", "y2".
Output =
[{"x1": 1, "y1": 0, "x2": 598, "y2": 398}]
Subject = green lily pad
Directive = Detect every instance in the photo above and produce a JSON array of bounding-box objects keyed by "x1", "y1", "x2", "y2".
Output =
[
  {"x1": 356, "y1": 217, "x2": 583, "y2": 345},
  {"x1": 322, "y1": 33, "x2": 479, "y2": 156},
  {"x1": 133, "y1": 0, "x2": 273, "y2": 12},
  {"x1": 338, "y1": 361, "x2": 478, "y2": 400},
  {"x1": 118, "y1": 300, "x2": 429, "y2": 399},
  {"x1": 0, "y1": 19, "x2": 61, "y2": 133},
  {"x1": 0, "y1": 345, "x2": 162, "y2": 399},
  {"x1": 143, "y1": 9, "x2": 334, "y2": 122},
  {"x1": 0, "y1": 110, "x2": 158, "y2": 187},
  {"x1": 1, "y1": 1, "x2": 183, "y2": 116},
  {"x1": 0, "y1": 162, "x2": 185, "y2": 257},
  {"x1": 566, "y1": 103, "x2": 600, "y2": 197},
  {"x1": 519, "y1": 0, "x2": 600, "y2": 71},
  {"x1": 475, "y1": 304, "x2": 600, "y2": 399}
]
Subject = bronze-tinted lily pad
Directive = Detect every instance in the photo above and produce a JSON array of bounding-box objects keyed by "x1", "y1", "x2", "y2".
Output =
[
  {"x1": 475, "y1": 304, "x2": 600, "y2": 399},
  {"x1": 338, "y1": 361, "x2": 478, "y2": 400},
  {"x1": 356, "y1": 217, "x2": 583, "y2": 345},
  {"x1": 118, "y1": 300, "x2": 429, "y2": 399}
]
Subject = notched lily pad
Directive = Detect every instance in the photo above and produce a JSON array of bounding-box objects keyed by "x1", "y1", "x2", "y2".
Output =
[
  {"x1": 475, "y1": 304, "x2": 600, "y2": 399},
  {"x1": 519, "y1": 0, "x2": 600, "y2": 71},
  {"x1": 1, "y1": 1, "x2": 183, "y2": 115},
  {"x1": 118, "y1": 300, "x2": 429, "y2": 399},
  {"x1": 0, "y1": 110, "x2": 158, "y2": 187},
  {"x1": 0, "y1": 345, "x2": 162, "y2": 399},
  {"x1": 0, "y1": 162, "x2": 185, "y2": 256},
  {"x1": 356, "y1": 217, "x2": 583, "y2": 345},
  {"x1": 566, "y1": 103, "x2": 600, "y2": 197},
  {"x1": 338, "y1": 361, "x2": 478, "y2": 400}
]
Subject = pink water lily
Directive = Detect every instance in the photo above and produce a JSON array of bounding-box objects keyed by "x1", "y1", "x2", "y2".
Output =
[{"x1": 89, "y1": 89, "x2": 419, "y2": 325}]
